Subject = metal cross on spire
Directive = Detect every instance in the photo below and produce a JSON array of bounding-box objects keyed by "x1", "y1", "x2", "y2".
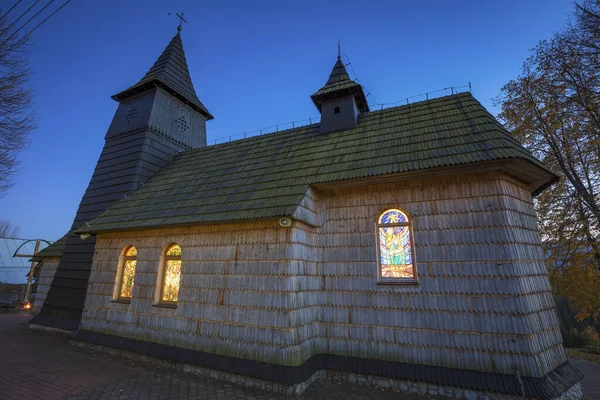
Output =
[
  {"x1": 176, "y1": 12, "x2": 187, "y2": 32},
  {"x1": 337, "y1": 40, "x2": 341, "y2": 59}
]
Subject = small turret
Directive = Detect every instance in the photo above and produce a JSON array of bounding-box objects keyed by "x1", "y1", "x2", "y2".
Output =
[{"x1": 311, "y1": 50, "x2": 369, "y2": 134}]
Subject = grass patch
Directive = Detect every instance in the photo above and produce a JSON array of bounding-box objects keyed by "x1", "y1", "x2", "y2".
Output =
[{"x1": 566, "y1": 348, "x2": 600, "y2": 364}]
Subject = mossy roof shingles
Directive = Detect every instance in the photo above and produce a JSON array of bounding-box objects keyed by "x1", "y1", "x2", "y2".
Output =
[
  {"x1": 310, "y1": 57, "x2": 369, "y2": 113},
  {"x1": 32, "y1": 235, "x2": 68, "y2": 259},
  {"x1": 79, "y1": 92, "x2": 554, "y2": 233}
]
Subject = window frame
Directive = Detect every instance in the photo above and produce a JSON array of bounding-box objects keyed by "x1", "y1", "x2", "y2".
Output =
[
  {"x1": 375, "y1": 208, "x2": 419, "y2": 285},
  {"x1": 114, "y1": 245, "x2": 137, "y2": 303},
  {"x1": 157, "y1": 243, "x2": 183, "y2": 306}
]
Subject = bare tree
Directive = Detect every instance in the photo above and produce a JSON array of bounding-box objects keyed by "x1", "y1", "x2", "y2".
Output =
[
  {"x1": 0, "y1": 219, "x2": 19, "y2": 238},
  {"x1": 0, "y1": 10, "x2": 36, "y2": 198}
]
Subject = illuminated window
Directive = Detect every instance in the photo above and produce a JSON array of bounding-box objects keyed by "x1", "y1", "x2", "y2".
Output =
[
  {"x1": 116, "y1": 246, "x2": 137, "y2": 301},
  {"x1": 376, "y1": 209, "x2": 417, "y2": 283},
  {"x1": 159, "y1": 244, "x2": 182, "y2": 304}
]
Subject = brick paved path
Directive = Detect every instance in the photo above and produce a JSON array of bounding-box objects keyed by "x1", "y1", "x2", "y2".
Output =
[
  {"x1": 0, "y1": 313, "x2": 147, "y2": 400},
  {"x1": 570, "y1": 359, "x2": 600, "y2": 400},
  {"x1": 0, "y1": 314, "x2": 441, "y2": 400},
  {"x1": 1, "y1": 313, "x2": 599, "y2": 399}
]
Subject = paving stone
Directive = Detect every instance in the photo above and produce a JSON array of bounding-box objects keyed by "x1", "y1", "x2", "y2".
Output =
[{"x1": 0, "y1": 314, "x2": 596, "y2": 400}]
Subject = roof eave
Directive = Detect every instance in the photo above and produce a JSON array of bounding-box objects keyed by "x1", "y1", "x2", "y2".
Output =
[
  {"x1": 111, "y1": 80, "x2": 214, "y2": 120},
  {"x1": 310, "y1": 156, "x2": 559, "y2": 197},
  {"x1": 310, "y1": 85, "x2": 370, "y2": 113},
  {"x1": 73, "y1": 214, "x2": 296, "y2": 236}
]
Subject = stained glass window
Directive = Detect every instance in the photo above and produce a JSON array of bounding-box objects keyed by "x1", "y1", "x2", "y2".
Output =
[
  {"x1": 160, "y1": 244, "x2": 182, "y2": 303},
  {"x1": 118, "y1": 246, "x2": 137, "y2": 300},
  {"x1": 376, "y1": 209, "x2": 417, "y2": 282}
]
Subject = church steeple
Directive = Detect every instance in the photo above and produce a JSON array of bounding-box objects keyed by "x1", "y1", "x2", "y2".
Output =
[
  {"x1": 311, "y1": 56, "x2": 369, "y2": 114},
  {"x1": 311, "y1": 52, "x2": 369, "y2": 134},
  {"x1": 33, "y1": 30, "x2": 212, "y2": 330},
  {"x1": 112, "y1": 31, "x2": 213, "y2": 120}
]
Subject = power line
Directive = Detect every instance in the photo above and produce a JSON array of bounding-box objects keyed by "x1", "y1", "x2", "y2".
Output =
[
  {"x1": 0, "y1": 0, "x2": 25, "y2": 23},
  {"x1": 340, "y1": 52, "x2": 379, "y2": 105},
  {"x1": 0, "y1": 0, "x2": 72, "y2": 58},
  {"x1": 0, "y1": 0, "x2": 54, "y2": 49},
  {"x1": 208, "y1": 81, "x2": 472, "y2": 145},
  {"x1": 209, "y1": 115, "x2": 321, "y2": 146},
  {"x1": 341, "y1": 50, "x2": 473, "y2": 108},
  {"x1": 0, "y1": 0, "x2": 41, "y2": 37}
]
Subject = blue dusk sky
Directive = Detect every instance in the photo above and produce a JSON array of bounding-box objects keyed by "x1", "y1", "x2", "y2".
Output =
[{"x1": 0, "y1": 0, "x2": 574, "y2": 241}]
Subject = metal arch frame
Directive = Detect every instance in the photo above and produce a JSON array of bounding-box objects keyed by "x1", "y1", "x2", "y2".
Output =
[{"x1": 12, "y1": 239, "x2": 53, "y2": 258}]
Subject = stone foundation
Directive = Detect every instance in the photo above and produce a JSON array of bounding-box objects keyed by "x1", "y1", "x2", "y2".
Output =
[
  {"x1": 70, "y1": 340, "x2": 583, "y2": 399},
  {"x1": 70, "y1": 340, "x2": 321, "y2": 396},
  {"x1": 325, "y1": 370, "x2": 583, "y2": 400}
]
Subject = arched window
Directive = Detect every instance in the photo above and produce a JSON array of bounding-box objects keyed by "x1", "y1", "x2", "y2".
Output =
[
  {"x1": 376, "y1": 209, "x2": 417, "y2": 283},
  {"x1": 159, "y1": 244, "x2": 182, "y2": 304},
  {"x1": 116, "y1": 246, "x2": 137, "y2": 301}
]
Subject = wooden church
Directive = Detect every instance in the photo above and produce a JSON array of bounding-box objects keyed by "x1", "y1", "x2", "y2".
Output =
[{"x1": 31, "y1": 27, "x2": 583, "y2": 399}]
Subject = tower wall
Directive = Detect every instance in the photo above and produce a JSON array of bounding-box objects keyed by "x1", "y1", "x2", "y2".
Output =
[
  {"x1": 35, "y1": 87, "x2": 207, "y2": 330},
  {"x1": 319, "y1": 95, "x2": 359, "y2": 134}
]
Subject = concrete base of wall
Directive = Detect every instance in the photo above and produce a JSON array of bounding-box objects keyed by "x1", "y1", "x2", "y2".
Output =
[{"x1": 29, "y1": 322, "x2": 74, "y2": 336}]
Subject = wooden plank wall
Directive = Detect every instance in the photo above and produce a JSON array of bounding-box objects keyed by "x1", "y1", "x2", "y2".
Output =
[
  {"x1": 311, "y1": 171, "x2": 564, "y2": 378},
  {"x1": 83, "y1": 220, "x2": 313, "y2": 365},
  {"x1": 37, "y1": 89, "x2": 203, "y2": 327},
  {"x1": 32, "y1": 257, "x2": 60, "y2": 314},
  {"x1": 80, "y1": 171, "x2": 565, "y2": 378}
]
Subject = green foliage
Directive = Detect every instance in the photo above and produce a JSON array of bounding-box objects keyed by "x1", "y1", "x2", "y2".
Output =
[
  {"x1": 583, "y1": 344, "x2": 600, "y2": 355},
  {"x1": 561, "y1": 326, "x2": 600, "y2": 349}
]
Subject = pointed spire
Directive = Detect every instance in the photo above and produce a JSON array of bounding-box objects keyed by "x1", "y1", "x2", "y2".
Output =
[
  {"x1": 176, "y1": 12, "x2": 187, "y2": 32},
  {"x1": 310, "y1": 52, "x2": 369, "y2": 114},
  {"x1": 112, "y1": 31, "x2": 213, "y2": 120}
]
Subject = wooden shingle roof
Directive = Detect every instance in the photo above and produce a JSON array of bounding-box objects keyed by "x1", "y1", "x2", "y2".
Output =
[
  {"x1": 32, "y1": 235, "x2": 67, "y2": 259},
  {"x1": 112, "y1": 32, "x2": 213, "y2": 120},
  {"x1": 77, "y1": 92, "x2": 556, "y2": 233},
  {"x1": 311, "y1": 57, "x2": 370, "y2": 113}
]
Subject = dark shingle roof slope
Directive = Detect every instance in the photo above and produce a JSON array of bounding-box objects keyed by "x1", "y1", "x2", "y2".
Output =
[
  {"x1": 112, "y1": 32, "x2": 213, "y2": 120},
  {"x1": 311, "y1": 57, "x2": 369, "y2": 113},
  {"x1": 32, "y1": 235, "x2": 67, "y2": 259},
  {"x1": 78, "y1": 92, "x2": 555, "y2": 233}
]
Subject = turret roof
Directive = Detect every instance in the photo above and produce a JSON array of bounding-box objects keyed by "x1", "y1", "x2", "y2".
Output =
[{"x1": 311, "y1": 57, "x2": 370, "y2": 113}]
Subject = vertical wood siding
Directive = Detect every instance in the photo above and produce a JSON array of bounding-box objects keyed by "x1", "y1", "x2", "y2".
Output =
[
  {"x1": 81, "y1": 171, "x2": 565, "y2": 378},
  {"x1": 38, "y1": 87, "x2": 207, "y2": 326},
  {"x1": 32, "y1": 257, "x2": 60, "y2": 314}
]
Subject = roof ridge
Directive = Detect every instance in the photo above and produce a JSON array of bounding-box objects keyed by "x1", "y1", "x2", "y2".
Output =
[
  {"x1": 190, "y1": 92, "x2": 475, "y2": 155},
  {"x1": 76, "y1": 91, "x2": 556, "y2": 234}
]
